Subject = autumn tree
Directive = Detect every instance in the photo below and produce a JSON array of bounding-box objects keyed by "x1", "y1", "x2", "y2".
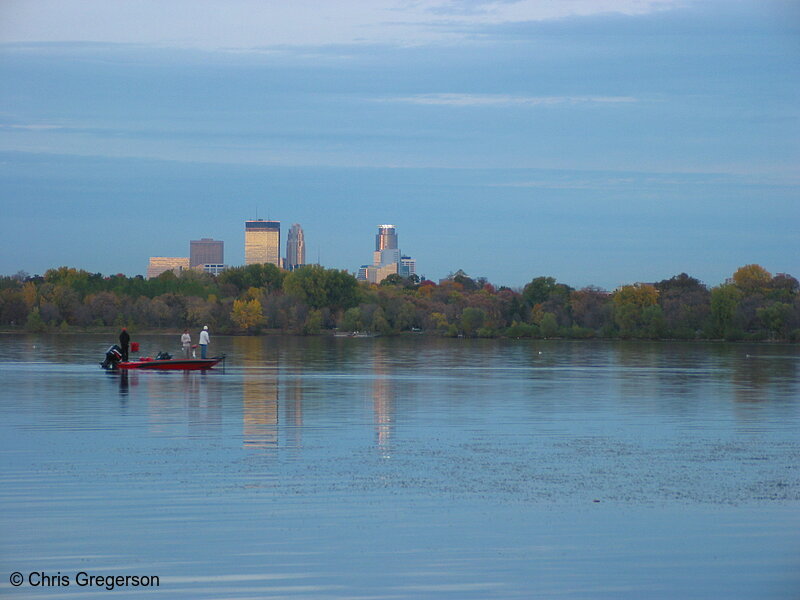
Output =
[
  {"x1": 231, "y1": 298, "x2": 264, "y2": 332},
  {"x1": 447, "y1": 269, "x2": 479, "y2": 292},
  {"x1": 732, "y1": 264, "x2": 771, "y2": 293},
  {"x1": 570, "y1": 287, "x2": 611, "y2": 331},
  {"x1": 612, "y1": 283, "x2": 661, "y2": 338}
]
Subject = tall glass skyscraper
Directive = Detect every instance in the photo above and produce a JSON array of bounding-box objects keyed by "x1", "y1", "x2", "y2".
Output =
[
  {"x1": 245, "y1": 220, "x2": 281, "y2": 266},
  {"x1": 286, "y1": 224, "x2": 305, "y2": 270},
  {"x1": 375, "y1": 224, "x2": 398, "y2": 251},
  {"x1": 374, "y1": 224, "x2": 400, "y2": 267}
]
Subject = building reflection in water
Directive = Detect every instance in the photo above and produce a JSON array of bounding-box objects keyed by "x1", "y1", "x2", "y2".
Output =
[
  {"x1": 284, "y1": 368, "x2": 303, "y2": 449},
  {"x1": 185, "y1": 371, "x2": 223, "y2": 438},
  {"x1": 372, "y1": 343, "x2": 394, "y2": 457},
  {"x1": 732, "y1": 352, "x2": 798, "y2": 405},
  {"x1": 237, "y1": 337, "x2": 279, "y2": 450}
]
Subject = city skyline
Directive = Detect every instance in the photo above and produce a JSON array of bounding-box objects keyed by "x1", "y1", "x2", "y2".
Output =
[
  {"x1": 144, "y1": 222, "x2": 419, "y2": 284},
  {"x1": 1, "y1": 1, "x2": 798, "y2": 290}
]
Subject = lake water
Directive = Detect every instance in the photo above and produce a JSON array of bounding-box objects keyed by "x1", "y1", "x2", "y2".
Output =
[{"x1": 1, "y1": 333, "x2": 798, "y2": 599}]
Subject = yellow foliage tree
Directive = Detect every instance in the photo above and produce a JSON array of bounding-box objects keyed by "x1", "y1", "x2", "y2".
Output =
[
  {"x1": 231, "y1": 298, "x2": 263, "y2": 331},
  {"x1": 612, "y1": 283, "x2": 662, "y2": 338},
  {"x1": 21, "y1": 281, "x2": 38, "y2": 309},
  {"x1": 732, "y1": 264, "x2": 771, "y2": 293},
  {"x1": 612, "y1": 283, "x2": 659, "y2": 308}
]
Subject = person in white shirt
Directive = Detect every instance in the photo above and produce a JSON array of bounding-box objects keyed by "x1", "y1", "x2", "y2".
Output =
[
  {"x1": 181, "y1": 329, "x2": 192, "y2": 358},
  {"x1": 199, "y1": 325, "x2": 210, "y2": 358}
]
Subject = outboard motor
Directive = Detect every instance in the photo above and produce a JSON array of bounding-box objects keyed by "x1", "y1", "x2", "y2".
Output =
[{"x1": 101, "y1": 344, "x2": 123, "y2": 370}]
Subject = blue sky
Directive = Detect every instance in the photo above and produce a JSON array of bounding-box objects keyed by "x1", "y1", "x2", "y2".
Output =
[{"x1": 1, "y1": 0, "x2": 798, "y2": 290}]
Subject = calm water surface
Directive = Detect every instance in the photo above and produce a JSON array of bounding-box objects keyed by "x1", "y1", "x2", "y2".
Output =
[{"x1": 1, "y1": 333, "x2": 798, "y2": 599}]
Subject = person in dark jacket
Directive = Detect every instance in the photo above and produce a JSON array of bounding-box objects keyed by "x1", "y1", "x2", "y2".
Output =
[{"x1": 119, "y1": 327, "x2": 130, "y2": 362}]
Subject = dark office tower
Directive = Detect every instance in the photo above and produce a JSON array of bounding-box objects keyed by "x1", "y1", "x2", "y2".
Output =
[
  {"x1": 286, "y1": 224, "x2": 305, "y2": 270},
  {"x1": 190, "y1": 238, "x2": 224, "y2": 268},
  {"x1": 375, "y1": 224, "x2": 398, "y2": 251}
]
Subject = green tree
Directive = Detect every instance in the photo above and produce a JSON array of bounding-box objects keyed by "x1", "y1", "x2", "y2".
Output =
[
  {"x1": 25, "y1": 306, "x2": 46, "y2": 332},
  {"x1": 396, "y1": 301, "x2": 417, "y2": 331},
  {"x1": 757, "y1": 302, "x2": 792, "y2": 339},
  {"x1": 767, "y1": 274, "x2": 799, "y2": 302},
  {"x1": 218, "y1": 263, "x2": 285, "y2": 294},
  {"x1": 339, "y1": 307, "x2": 363, "y2": 332},
  {"x1": 460, "y1": 307, "x2": 486, "y2": 337},
  {"x1": 522, "y1": 276, "x2": 558, "y2": 306},
  {"x1": 709, "y1": 284, "x2": 743, "y2": 339},
  {"x1": 612, "y1": 283, "x2": 660, "y2": 338},
  {"x1": 370, "y1": 307, "x2": 393, "y2": 335},
  {"x1": 0, "y1": 290, "x2": 28, "y2": 325},
  {"x1": 379, "y1": 273, "x2": 405, "y2": 287},
  {"x1": 430, "y1": 312, "x2": 450, "y2": 335},
  {"x1": 283, "y1": 266, "x2": 358, "y2": 312},
  {"x1": 505, "y1": 321, "x2": 538, "y2": 338},
  {"x1": 540, "y1": 312, "x2": 559, "y2": 338},
  {"x1": 303, "y1": 309, "x2": 324, "y2": 335},
  {"x1": 641, "y1": 305, "x2": 667, "y2": 338},
  {"x1": 655, "y1": 273, "x2": 710, "y2": 338}
]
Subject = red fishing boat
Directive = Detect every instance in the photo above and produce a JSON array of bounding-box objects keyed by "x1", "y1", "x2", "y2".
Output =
[
  {"x1": 117, "y1": 356, "x2": 223, "y2": 370},
  {"x1": 100, "y1": 345, "x2": 224, "y2": 371}
]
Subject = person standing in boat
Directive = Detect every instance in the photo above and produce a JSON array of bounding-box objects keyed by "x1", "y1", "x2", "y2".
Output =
[
  {"x1": 199, "y1": 325, "x2": 210, "y2": 359},
  {"x1": 119, "y1": 327, "x2": 130, "y2": 362},
  {"x1": 181, "y1": 329, "x2": 192, "y2": 358}
]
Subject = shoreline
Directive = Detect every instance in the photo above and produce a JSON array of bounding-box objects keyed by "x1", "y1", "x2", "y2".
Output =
[{"x1": 0, "y1": 328, "x2": 796, "y2": 344}]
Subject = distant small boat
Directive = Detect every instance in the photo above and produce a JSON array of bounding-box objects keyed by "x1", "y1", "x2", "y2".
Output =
[{"x1": 333, "y1": 331, "x2": 377, "y2": 338}]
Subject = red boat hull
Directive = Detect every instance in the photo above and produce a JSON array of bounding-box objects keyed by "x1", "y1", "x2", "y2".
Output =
[{"x1": 117, "y1": 358, "x2": 222, "y2": 370}]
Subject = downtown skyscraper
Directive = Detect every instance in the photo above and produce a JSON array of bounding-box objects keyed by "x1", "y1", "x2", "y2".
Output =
[
  {"x1": 244, "y1": 220, "x2": 281, "y2": 267},
  {"x1": 375, "y1": 224, "x2": 398, "y2": 252},
  {"x1": 358, "y1": 224, "x2": 416, "y2": 284},
  {"x1": 190, "y1": 238, "x2": 224, "y2": 268},
  {"x1": 285, "y1": 223, "x2": 305, "y2": 270},
  {"x1": 374, "y1": 224, "x2": 400, "y2": 267}
]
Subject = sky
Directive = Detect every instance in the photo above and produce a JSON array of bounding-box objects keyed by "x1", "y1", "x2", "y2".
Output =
[{"x1": 1, "y1": 0, "x2": 798, "y2": 290}]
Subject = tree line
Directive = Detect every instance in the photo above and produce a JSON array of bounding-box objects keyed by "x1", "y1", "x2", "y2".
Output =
[{"x1": 1, "y1": 263, "x2": 798, "y2": 341}]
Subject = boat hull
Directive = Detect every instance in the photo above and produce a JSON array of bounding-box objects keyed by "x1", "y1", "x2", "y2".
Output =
[{"x1": 117, "y1": 358, "x2": 222, "y2": 370}]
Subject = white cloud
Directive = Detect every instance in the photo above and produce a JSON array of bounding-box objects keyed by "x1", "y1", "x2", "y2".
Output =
[
  {"x1": 2, "y1": 123, "x2": 64, "y2": 131},
  {"x1": 378, "y1": 93, "x2": 639, "y2": 106},
  {"x1": 0, "y1": 0, "x2": 686, "y2": 48}
]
